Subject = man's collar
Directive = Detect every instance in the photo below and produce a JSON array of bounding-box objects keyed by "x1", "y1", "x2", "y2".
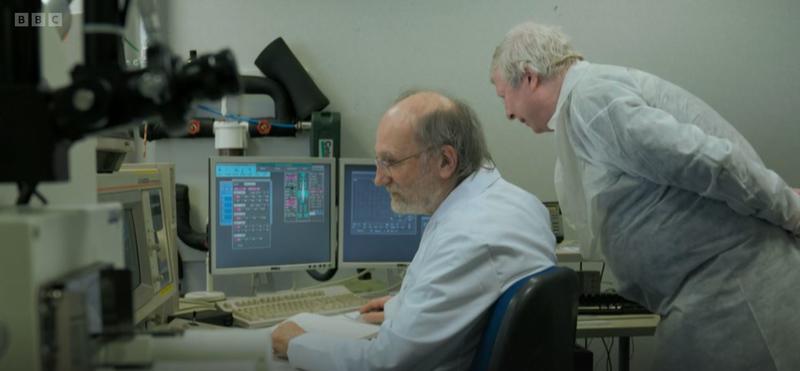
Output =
[
  {"x1": 546, "y1": 60, "x2": 589, "y2": 131},
  {"x1": 431, "y1": 166, "x2": 501, "y2": 219}
]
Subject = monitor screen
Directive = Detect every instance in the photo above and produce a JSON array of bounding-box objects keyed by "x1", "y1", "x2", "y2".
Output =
[
  {"x1": 338, "y1": 159, "x2": 429, "y2": 268},
  {"x1": 121, "y1": 208, "x2": 142, "y2": 289},
  {"x1": 210, "y1": 157, "x2": 336, "y2": 274},
  {"x1": 98, "y1": 189, "x2": 161, "y2": 321}
]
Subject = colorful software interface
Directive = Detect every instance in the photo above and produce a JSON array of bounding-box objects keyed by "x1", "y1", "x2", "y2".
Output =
[
  {"x1": 214, "y1": 161, "x2": 331, "y2": 269},
  {"x1": 341, "y1": 163, "x2": 429, "y2": 265}
]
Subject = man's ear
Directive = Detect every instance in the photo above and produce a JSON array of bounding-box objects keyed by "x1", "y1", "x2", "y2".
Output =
[
  {"x1": 524, "y1": 67, "x2": 539, "y2": 92},
  {"x1": 437, "y1": 145, "x2": 458, "y2": 179}
]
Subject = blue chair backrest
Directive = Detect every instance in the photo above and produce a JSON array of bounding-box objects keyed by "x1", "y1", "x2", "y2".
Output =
[{"x1": 470, "y1": 265, "x2": 578, "y2": 371}]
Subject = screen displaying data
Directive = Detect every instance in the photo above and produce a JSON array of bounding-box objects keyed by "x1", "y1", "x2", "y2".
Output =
[
  {"x1": 340, "y1": 161, "x2": 429, "y2": 267},
  {"x1": 121, "y1": 208, "x2": 142, "y2": 289},
  {"x1": 211, "y1": 158, "x2": 333, "y2": 273}
]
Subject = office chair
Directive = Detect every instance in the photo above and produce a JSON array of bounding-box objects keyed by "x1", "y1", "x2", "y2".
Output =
[{"x1": 470, "y1": 265, "x2": 579, "y2": 371}]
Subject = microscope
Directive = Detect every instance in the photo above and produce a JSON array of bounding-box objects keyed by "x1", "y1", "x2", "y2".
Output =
[{"x1": 0, "y1": 1, "x2": 242, "y2": 370}]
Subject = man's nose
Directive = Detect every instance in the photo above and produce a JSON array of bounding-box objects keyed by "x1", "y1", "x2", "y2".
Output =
[
  {"x1": 374, "y1": 168, "x2": 389, "y2": 186},
  {"x1": 504, "y1": 105, "x2": 515, "y2": 120}
]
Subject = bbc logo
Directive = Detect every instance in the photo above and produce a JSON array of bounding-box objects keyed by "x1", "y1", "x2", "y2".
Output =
[{"x1": 15, "y1": 13, "x2": 63, "y2": 27}]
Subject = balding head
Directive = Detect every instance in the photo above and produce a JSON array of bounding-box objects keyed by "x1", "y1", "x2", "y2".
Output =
[
  {"x1": 393, "y1": 91, "x2": 454, "y2": 119},
  {"x1": 393, "y1": 90, "x2": 494, "y2": 183},
  {"x1": 373, "y1": 91, "x2": 460, "y2": 215},
  {"x1": 380, "y1": 91, "x2": 454, "y2": 145},
  {"x1": 374, "y1": 90, "x2": 494, "y2": 214}
]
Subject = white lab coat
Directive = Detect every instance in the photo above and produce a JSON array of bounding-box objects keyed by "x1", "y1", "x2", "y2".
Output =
[
  {"x1": 286, "y1": 167, "x2": 556, "y2": 371},
  {"x1": 550, "y1": 61, "x2": 800, "y2": 370}
]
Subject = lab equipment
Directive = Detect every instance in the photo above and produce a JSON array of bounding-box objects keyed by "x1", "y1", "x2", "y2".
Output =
[
  {"x1": 578, "y1": 292, "x2": 651, "y2": 315},
  {"x1": 0, "y1": 204, "x2": 124, "y2": 371},
  {"x1": 311, "y1": 112, "x2": 341, "y2": 158},
  {"x1": 217, "y1": 285, "x2": 368, "y2": 328},
  {"x1": 543, "y1": 201, "x2": 564, "y2": 243},
  {"x1": 209, "y1": 156, "x2": 336, "y2": 274},
  {"x1": 255, "y1": 37, "x2": 330, "y2": 121},
  {"x1": 97, "y1": 164, "x2": 180, "y2": 327},
  {"x1": 39, "y1": 263, "x2": 133, "y2": 371},
  {"x1": 0, "y1": 0, "x2": 240, "y2": 185},
  {"x1": 338, "y1": 158, "x2": 428, "y2": 268}
]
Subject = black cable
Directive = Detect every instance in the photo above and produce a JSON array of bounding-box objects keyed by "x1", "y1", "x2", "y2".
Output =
[
  {"x1": 600, "y1": 262, "x2": 605, "y2": 282},
  {"x1": 306, "y1": 268, "x2": 337, "y2": 281},
  {"x1": 609, "y1": 337, "x2": 615, "y2": 371},
  {"x1": 177, "y1": 251, "x2": 184, "y2": 292},
  {"x1": 175, "y1": 184, "x2": 208, "y2": 251},
  {"x1": 306, "y1": 242, "x2": 339, "y2": 281},
  {"x1": 33, "y1": 189, "x2": 48, "y2": 204},
  {"x1": 594, "y1": 338, "x2": 606, "y2": 371},
  {"x1": 16, "y1": 181, "x2": 35, "y2": 205},
  {"x1": 120, "y1": 0, "x2": 130, "y2": 25},
  {"x1": 600, "y1": 337, "x2": 613, "y2": 371}
]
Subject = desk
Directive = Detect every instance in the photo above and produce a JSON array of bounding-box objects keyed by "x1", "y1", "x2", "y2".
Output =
[
  {"x1": 265, "y1": 314, "x2": 660, "y2": 371},
  {"x1": 577, "y1": 314, "x2": 660, "y2": 371},
  {"x1": 261, "y1": 316, "x2": 661, "y2": 371}
]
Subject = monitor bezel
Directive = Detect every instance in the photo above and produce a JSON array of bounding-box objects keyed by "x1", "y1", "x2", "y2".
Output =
[
  {"x1": 338, "y1": 157, "x2": 420, "y2": 269},
  {"x1": 209, "y1": 156, "x2": 337, "y2": 275},
  {"x1": 102, "y1": 191, "x2": 152, "y2": 310},
  {"x1": 97, "y1": 176, "x2": 178, "y2": 325}
]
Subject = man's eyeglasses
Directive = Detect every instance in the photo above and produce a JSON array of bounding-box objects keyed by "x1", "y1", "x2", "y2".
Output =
[{"x1": 375, "y1": 147, "x2": 433, "y2": 175}]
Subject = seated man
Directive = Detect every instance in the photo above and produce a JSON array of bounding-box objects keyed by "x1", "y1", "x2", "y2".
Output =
[{"x1": 271, "y1": 91, "x2": 557, "y2": 370}]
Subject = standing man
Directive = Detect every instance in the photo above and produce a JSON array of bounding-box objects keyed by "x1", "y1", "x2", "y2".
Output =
[
  {"x1": 490, "y1": 21, "x2": 800, "y2": 370},
  {"x1": 271, "y1": 91, "x2": 556, "y2": 370}
]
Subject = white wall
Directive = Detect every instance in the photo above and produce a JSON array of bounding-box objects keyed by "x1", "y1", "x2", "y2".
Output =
[
  {"x1": 158, "y1": 2, "x2": 799, "y2": 369},
  {"x1": 164, "y1": 0, "x2": 800, "y2": 196}
]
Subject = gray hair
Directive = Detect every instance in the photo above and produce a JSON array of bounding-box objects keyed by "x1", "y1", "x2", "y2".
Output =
[
  {"x1": 491, "y1": 22, "x2": 583, "y2": 88},
  {"x1": 398, "y1": 90, "x2": 494, "y2": 183}
]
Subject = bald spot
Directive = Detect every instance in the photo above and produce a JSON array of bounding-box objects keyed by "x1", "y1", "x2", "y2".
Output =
[
  {"x1": 390, "y1": 92, "x2": 451, "y2": 127},
  {"x1": 375, "y1": 91, "x2": 454, "y2": 157}
]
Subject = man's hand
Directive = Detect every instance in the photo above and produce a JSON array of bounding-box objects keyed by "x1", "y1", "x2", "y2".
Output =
[
  {"x1": 271, "y1": 321, "x2": 306, "y2": 359},
  {"x1": 359, "y1": 295, "x2": 392, "y2": 324},
  {"x1": 793, "y1": 188, "x2": 800, "y2": 196}
]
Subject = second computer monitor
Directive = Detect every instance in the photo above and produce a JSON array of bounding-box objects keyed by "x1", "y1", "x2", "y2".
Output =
[
  {"x1": 210, "y1": 157, "x2": 336, "y2": 274},
  {"x1": 339, "y1": 158, "x2": 429, "y2": 268}
]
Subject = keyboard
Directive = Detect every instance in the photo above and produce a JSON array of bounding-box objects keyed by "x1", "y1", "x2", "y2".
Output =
[
  {"x1": 578, "y1": 292, "x2": 652, "y2": 315},
  {"x1": 217, "y1": 285, "x2": 369, "y2": 328}
]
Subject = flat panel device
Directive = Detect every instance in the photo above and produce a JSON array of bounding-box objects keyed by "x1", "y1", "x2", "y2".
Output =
[
  {"x1": 209, "y1": 157, "x2": 335, "y2": 274},
  {"x1": 338, "y1": 158, "x2": 429, "y2": 268}
]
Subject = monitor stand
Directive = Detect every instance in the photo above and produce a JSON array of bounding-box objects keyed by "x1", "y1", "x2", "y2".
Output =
[{"x1": 184, "y1": 253, "x2": 225, "y2": 302}]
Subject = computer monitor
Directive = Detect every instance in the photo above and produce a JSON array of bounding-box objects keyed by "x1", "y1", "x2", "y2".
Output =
[
  {"x1": 121, "y1": 205, "x2": 143, "y2": 292},
  {"x1": 97, "y1": 165, "x2": 179, "y2": 326},
  {"x1": 338, "y1": 158, "x2": 430, "y2": 268},
  {"x1": 209, "y1": 156, "x2": 336, "y2": 274}
]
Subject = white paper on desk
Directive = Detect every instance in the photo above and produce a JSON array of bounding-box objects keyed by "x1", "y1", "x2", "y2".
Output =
[
  {"x1": 556, "y1": 245, "x2": 581, "y2": 253},
  {"x1": 287, "y1": 312, "x2": 379, "y2": 339},
  {"x1": 153, "y1": 360, "x2": 258, "y2": 371},
  {"x1": 343, "y1": 310, "x2": 361, "y2": 321}
]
